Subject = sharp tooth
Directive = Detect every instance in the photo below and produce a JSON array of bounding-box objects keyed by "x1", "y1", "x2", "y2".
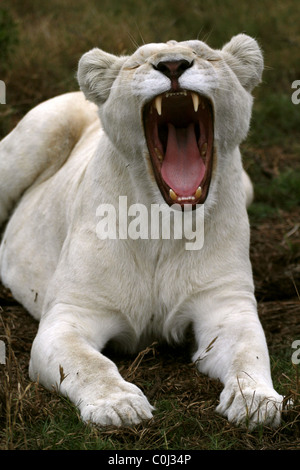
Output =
[
  {"x1": 201, "y1": 142, "x2": 207, "y2": 156},
  {"x1": 178, "y1": 195, "x2": 195, "y2": 202},
  {"x1": 154, "y1": 95, "x2": 162, "y2": 115},
  {"x1": 191, "y1": 92, "x2": 199, "y2": 113},
  {"x1": 195, "y1": 186, "x2": 202, "y2": 198},
  {"x1": 169, "y1": 189, "x2": 178, "y2": 201},
  {"x1": 154, "y1": 147, "x2": 163, "y2": 162}
]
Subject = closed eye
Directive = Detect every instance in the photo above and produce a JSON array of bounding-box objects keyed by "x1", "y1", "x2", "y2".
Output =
[{"x1": 123, "y1": 63, "x2": 141, "y2": 70}]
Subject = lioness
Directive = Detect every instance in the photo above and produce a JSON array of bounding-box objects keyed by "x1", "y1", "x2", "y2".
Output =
[{"x1": 0, "y1": 34, "x2": 283, "y2": 428}]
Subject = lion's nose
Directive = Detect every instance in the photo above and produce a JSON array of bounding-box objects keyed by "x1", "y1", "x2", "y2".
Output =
[{"x1": 154, "y1": 59, "x2": 193, "y2": 79}]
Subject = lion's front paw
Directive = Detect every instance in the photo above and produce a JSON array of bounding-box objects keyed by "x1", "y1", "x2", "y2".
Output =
[
  {"x1": 216, "y1": 381, "x2": 284, "y2": 429},
  {"x1": 79, "y1": 382, "x2": 154, "y2": 427}
]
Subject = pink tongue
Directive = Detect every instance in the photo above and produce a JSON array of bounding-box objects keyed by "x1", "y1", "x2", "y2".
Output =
[{"x1": 161, "y1": 123, "x2": 205, "y2": 196}]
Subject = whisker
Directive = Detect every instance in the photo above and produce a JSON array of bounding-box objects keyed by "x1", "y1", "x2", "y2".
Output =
[
  {"x1": 127, "y1": 31, "x2": 141, "y2": 51},
  {"x1": 198, "y1": 28, "x2": 213, "y2": 45},
  {"x1": 133, "y1": 22, "x2": 146, "y2": 46}
]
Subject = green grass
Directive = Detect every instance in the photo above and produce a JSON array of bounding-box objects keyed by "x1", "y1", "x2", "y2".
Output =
[
  {"x1": 249, "y1": 93, "x2": 300, "y2": 149},
  {"x1": 1, "y1": 0, "x2": 300, "y2": 139},
  {"x1": 248, "y1": 168, "x2": 300, "y2": 221}
]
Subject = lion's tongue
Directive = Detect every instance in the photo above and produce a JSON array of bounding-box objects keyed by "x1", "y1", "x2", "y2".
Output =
[{"x1": 161, "y1": 123, "x2": 205, "y2": 196}]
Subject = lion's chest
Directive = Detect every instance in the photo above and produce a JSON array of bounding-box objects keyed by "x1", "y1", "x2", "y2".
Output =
[{"x1": 95, "y1": 239, "x2": 201, "y2": 341}]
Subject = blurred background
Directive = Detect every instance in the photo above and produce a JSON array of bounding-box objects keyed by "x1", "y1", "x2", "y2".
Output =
[{"x1": 1, "y1": 0, "x2": 299, "y2": 145}]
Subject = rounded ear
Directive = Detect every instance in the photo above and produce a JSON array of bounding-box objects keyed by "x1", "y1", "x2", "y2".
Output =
[
  {"x1": 77, "y1": 48, "x2": 126, "y2": 104},
  {"x1": 222, "y1": 34, "x2": 264, "y2": 92}
]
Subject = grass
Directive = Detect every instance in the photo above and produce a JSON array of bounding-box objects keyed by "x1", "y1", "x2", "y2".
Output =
[
  {"x1": 1, "y1": 0, "x2": 300, "y2": 451},
  {"x1": 1, "y1": 0, "x2": 300, "y2": 139},
  {"x1": 1, "y1": 312, "x2": 299, "y2": 450},
  {"x1": 247, "y1": 168, "x2": 300, "y2": 221}
]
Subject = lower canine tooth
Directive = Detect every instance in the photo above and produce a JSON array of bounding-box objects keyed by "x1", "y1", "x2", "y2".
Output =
[
  {"x1": 169, "y1": 189, "x2": 178, "y2": 201},
  {"x1": 195, "y1": 186, "x2": 202, "y2": 198}
]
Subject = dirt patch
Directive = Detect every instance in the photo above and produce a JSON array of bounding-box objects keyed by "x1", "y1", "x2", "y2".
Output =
[{"x1": 249, "y1": 207, "x2": 300, "y2": 354}]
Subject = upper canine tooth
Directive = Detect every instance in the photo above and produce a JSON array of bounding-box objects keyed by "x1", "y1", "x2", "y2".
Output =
[
  {"x1": 155, "y1": 95, "x2": 162, "y2": 116},
  {"x1": 191, "y1": 92, "x2": 199, "y2": 113}
]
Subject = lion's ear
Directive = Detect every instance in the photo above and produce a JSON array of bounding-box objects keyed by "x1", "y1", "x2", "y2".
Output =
[
  {"x1": 77, "y1": 48, "x2": 126, "y2": 104},
  {"x1": 222, "y1": 34, "x2": 264, "y2": 92}
]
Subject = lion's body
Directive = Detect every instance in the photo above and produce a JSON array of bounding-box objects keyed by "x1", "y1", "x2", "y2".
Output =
[{"x1": 0, "y1": 35, "x2": 283, "y2": 428}]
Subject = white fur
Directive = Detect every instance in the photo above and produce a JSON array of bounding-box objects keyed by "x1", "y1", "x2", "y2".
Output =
[{"x1": 0, "y1": 35, "x2": 282, "y2": 428}]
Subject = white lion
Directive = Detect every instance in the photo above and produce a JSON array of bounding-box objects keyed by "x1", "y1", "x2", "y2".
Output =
[{"x1": 0, "y1": 34, "x2": 284, "y2": 428}]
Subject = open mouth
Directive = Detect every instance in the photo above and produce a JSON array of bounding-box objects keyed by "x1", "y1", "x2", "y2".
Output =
[{"x1": 143, "y1": 90, "x2": 214, "y2": 207}]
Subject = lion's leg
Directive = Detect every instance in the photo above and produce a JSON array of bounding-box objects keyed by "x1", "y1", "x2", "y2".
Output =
[
  {"x1": 29, "y1": 303, "x2": 154, "y2": 426},
  {"x1": 191, "y1": 295, "x2": 283, "y2": 428}
]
